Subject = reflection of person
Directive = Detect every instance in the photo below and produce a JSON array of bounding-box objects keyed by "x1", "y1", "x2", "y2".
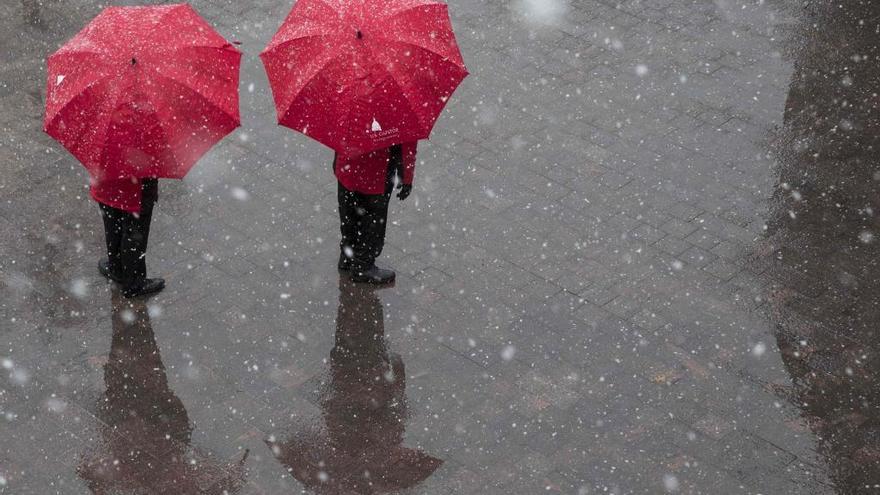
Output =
[
  {"x1": 268, "y1": 276, "x2": 441, "y2": 492},
  {"x1": 95, "y1": 176, "x2": 165, "y2": 298},
  {"x1": 78, "y1": 289, "x2": 247, "y2": 493},
  {"x1": 767, "y1": 0, "x2": 880, "y2": 490},
  {"x1": 334, "y1": 142, "x2": 417, "y2": 284}
]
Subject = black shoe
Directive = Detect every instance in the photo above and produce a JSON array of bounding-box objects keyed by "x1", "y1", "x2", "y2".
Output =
[
  {"x1": 98, "y1": 258, "x2": 123, "y2": 283},
  {"x1": 351, "y1": 265, "x2": 395, "y2": 285},
  {"x1": 122, "y1": 278, "x2": 165, "y2": 299},
  {"x1": 338, "y1": 253, "x2": 353, "y2": 271}
]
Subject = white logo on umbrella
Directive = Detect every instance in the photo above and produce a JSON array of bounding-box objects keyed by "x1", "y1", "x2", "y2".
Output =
[
  {"x1": 371, "y1": 118, "x2": 382, "y2": 132},
  {"x1": 56, "y1": 75, "x2": 65, "y2": 86}
]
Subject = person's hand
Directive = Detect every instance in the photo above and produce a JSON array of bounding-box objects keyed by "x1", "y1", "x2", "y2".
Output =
[{"x1": 397, "y1": 183, "x2": 412, "y2": 200}]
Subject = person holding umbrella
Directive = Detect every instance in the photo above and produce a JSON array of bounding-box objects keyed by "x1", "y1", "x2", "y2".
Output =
[
  {"x1": 93, "y1": 174, "x2": 163, "y2": 297},
  {"x1": 261, "y1": 0, "x2": 468, "y2": 284},
  {"x1": 44, "y1": 4, "x2": 241, "y2": 298},
  {"x1": 333, "y1": 142, "x2": 417, "y2": 284}
]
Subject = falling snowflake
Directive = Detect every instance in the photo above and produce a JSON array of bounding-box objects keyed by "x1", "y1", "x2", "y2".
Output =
[
  {"x1": 500, "y1": 345, "x2": 516, "y2": 361},
  {"x1": 752, "y1": 342, "x2": 766, "y2": 356},
  {"x1": 45, "y1": 397, "x2": 68, "y2": 414},
  {"x1": 69, "y1": 278, "x2": 89, "y2": 299},
  {"x1": 120, "y1": 309, "x2": 136, "y2": 324},
  {"x1": 514, "y1": 0, "x2": 568, "y2": 25},
  {"x1": 147, "y1": 304, "x2": 163, "y2": 318},
  {"x1": 10, "y1": 367, "x2": 30, "y2": 387},
  {"x1": 231, "y1": 187, "x2": 250, "y2": 201},
  {"x1": 635, "y1": 64, "x2": 649, "y2": 76},
  {"x1": 663, "y1": 473, "x2": 679, "y2": 492}
]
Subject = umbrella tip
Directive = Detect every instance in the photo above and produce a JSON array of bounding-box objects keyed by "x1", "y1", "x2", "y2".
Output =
[{"x1": 356, "y1": 30, "x2": 363, "y2": 39}]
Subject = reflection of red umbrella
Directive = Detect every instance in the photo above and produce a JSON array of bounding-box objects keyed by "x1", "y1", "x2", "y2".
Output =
[
  {"x1": 44, "y1": 3, "x2": 241, "y2": 182},
  {"x1": 267, "y1": 277, "x2": 442, "y2": 493},
  {"x1": 260, "y1": 0, "x2": 468, "y2": 155},
  {"x1": 78, "y1": 290, "x2": 248, "y2": 494}
]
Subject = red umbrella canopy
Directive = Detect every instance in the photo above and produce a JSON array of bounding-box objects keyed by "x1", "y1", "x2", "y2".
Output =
[
  {"x1": 260, "y1": 0, "x2": 468, "y2": 155},
  {"x1": 44, "y1": 3, "x2": 241, "y2": 181}
]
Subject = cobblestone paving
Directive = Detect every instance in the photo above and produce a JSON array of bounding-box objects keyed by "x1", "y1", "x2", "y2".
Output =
[{"x1": 1, "y1": 0, "x2": 879, "y2": 493}]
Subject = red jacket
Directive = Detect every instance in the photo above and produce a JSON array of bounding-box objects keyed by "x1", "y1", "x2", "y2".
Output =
[
  {"x1": 334, "y1": 142, "x2": 417, "y2": 195},
  {"x1": 90, "y1": 175, "x2": 148, "y2": 214}
]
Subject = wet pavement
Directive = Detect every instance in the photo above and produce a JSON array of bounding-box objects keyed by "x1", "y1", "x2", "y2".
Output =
[{"x1": 1, "y1": 0, "x2": 879, "y2": 493}]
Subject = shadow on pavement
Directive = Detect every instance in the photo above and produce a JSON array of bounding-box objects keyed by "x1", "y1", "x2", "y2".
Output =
[
  {"x1": 766, "y1": 0, "x2": 880, "y2": 490},
  {"x1": 77, "y1": 289, "x2": 248, "y2": 493},
  {"x1": 267, "y1": 275, "x2": 442, "y2": 493}
]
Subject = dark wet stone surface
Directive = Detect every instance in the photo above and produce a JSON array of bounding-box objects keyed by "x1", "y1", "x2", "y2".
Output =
[
  {"x1": 1, "y1": 0, "x2": 879, "y2": 493},
  {"x1": 761, "y1": 1, "x2": 880, "y2": 492}
]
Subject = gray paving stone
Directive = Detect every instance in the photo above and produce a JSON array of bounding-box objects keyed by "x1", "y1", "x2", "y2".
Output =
[{"x1": 4, "y1": 0, "x2": 874, "y2": 493}]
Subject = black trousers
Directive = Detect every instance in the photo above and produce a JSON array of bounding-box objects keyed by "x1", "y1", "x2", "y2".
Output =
[
  {"x1": 338, "y1": 183, "x2": 392, "y2": 270},
  {"x1": 337, "y1": 147, "x2": 402, "y2": 270},
  {"x1": 99, "y1": 179, "x2": 157, "y2": 286}
]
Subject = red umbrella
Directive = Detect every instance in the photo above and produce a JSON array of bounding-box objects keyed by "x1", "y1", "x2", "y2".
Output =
[
  {"x1": 44, "y1": 3, "x2": 241, "y2": 181},
  {"x1": 260, "y1": 0, "x2": 468, "y2": 155}
]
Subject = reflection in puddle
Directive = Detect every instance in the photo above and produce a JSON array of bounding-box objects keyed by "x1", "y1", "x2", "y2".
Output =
[
  {"x1": 77, "y1": 290, "x2": 247, "y2": 493},
  {"x1": 766, "y1": 1, "x2": 880, "y2": 490},
  {"x1": 268, "y1": 276, "x2": 442, "y2": 493}
]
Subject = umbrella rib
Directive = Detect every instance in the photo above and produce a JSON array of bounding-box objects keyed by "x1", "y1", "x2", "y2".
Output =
[
  {"x1": 48, "y1": 48, "x2": 107, "y2": 62},
  {"x1": 93, "y1": 76, "x2": 138, "y2": 178},
  {"x1": 337, "y1": 88, "x2": 364, "y2": 153},
  {"x1": 45, "y1": 53, "x2": 116, "y2": 124},
  {"x1": 263, "y1": 33, "x2": 330, "y2": 59},
  {"x1": 67, "y1": 74, "x2": 123, "y2": 163},
  {"x1": 347, "y1": 38, "x2": 429, "y2": 136},
  {"x1": 280, "y1": 50, "x2": 347, "y2": 124},
  {"x1": 130, "y1": 78, "x2": 182, "y2": 176},
  {"x1": 364, "y1": 39, "x2": 467, "y2": 134},
  {"x1": 152, "y1": 68, "x2": 239, "y2": 124},
  {"x1": 372, "y1": 37, "x2": 466, "y2": 73},
  {"x1": 263, "y1": 34, "x2": 339, "y2": 119},
  {"x1": 45, "y1": 70, "x2": 115, "y2": 128},
  {"x1": 376, "y1": 67, "x2": 429, "y2": 135},
  {"x1": 158, "y1": 44, "x2": 242, "y2": 123},
  {"x1": 380, "y1": 1, "x2": 445, "y2": 23},
  {"x1": 142, "y1": 72, "x2": 238, "y2": 174}
]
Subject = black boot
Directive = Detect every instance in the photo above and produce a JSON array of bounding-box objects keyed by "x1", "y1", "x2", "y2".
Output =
[
  {"x1": 98, "y1": 258, "x2": 124, "y2": 283},
  {"x1": 351, "y1": 265, "x2": 395, "y2": 285},
  {"x1": 122, "y1": 278, "x2": 166, "y2": 299}
]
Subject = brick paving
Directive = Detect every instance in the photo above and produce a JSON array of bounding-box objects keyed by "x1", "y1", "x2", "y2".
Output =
[{"x1": 1, "y1": 0, "x2": 879, "y2": 493}]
